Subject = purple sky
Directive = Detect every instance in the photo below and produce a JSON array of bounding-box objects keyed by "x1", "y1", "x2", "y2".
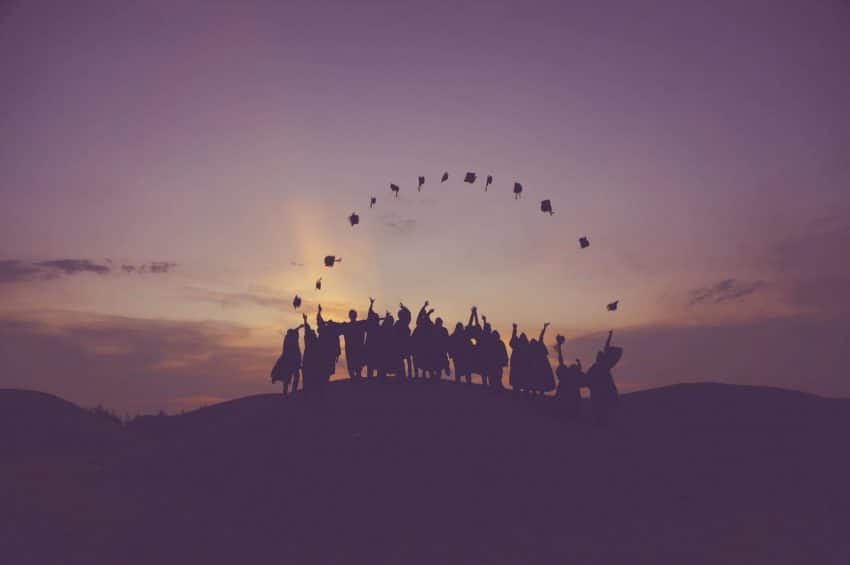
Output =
[{"x1": 2, "y1": 0, "x2": 849, "y2": 413}]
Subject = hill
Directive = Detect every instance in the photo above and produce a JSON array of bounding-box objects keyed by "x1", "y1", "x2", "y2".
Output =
[{"x1": 2, "y1": 381, "x2": 849, "y2": 564}]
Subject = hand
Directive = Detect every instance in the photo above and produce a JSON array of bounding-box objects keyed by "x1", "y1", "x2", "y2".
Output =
[
  {"x1": 512, "y1": 323, "x2": 517, "y2": 329},
  {"x1": 369, "y1": 297, "x2": 375, "y2": 304},
  {"x1": 482, "y1": 315, "x2": 488, "y2": 323},
  {"x1": 544, "y1": 322, "x2": 550, "y2": 328},
  {"x1": 471, "y1": 306, "x2": 477, "y2": 312},
  {"x1": 424, "y1": 300, "x2": 429, "y2": 307},
  {"x1": 302, "y1": 313, "x2": 308, "y2": 322},
  {"x1": 318, "y1": 304, "x2": 322, "y2": 313}
]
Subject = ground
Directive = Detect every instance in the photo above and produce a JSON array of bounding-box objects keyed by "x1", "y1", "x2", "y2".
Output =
[{"x1": 2, "y1": 381, "x2": 849, "y2": 564}]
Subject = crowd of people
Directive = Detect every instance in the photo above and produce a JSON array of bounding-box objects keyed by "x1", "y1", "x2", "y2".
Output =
[{"x1": 271, "y1": 300, "x2": 623, "y2": 423}]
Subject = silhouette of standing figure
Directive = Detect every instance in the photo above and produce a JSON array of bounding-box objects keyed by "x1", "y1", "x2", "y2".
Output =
[
  {"x1": 341, "y1": 299, "x2": 371, "y2": 382},
  {"x1": 489, "y1": 328, "x2": 509, "y2": 390},
  {"x1": 412, "y1": 301, "x2": 433, "y2": 380},
  {"x1": 301, "y1": 313, "x2": 321, "y2": 399},
  {"x1": 466, "y1": 307, "x2": 484, "y2": 385},
  {"x1": 449, "y1": 321, "x2": 471, "y2": 384},
  {"x1": 364, "y1": 298, "x2": 381, "y2": 379},
  {"x1": 432, "y1": 316, "x2": 451, "y2": 381},
  {"x1": 554, "y1": 335, "x2": 582, "y2": 420},
  {"x1": 586, "y1": 330, "x2": 622, "y2": 425},
  {"x1": 271, "y1": 324, "x2": 303, "y2": 396},
  {"x1": 313, "y1": 305, "x2": 341, "y2": 399},
  {"x1": 396, "y1": 303, "x2": 413, "y2": 380},
  {"x1": 527, "y1": 323, "x2": 555, "y2": 396},
  {"x1": 509, "y1": 323, "x2": 530, "y2": 395}
]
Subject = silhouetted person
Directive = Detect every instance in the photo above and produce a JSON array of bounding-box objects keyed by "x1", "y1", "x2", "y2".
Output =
[
  {"x1": 364, "y1": 298, "x2": 381, "y2": 379},
  {"x1": 270, "y1": 324, "x2": 303, "y2": 396},
  {"x1": 412, "y1": 301, "x2": 435, "y2": 380},
  {"x1": 341, "y1": 299, "x2": 372, "y2": 381},
  {"x1": 586, "y1": 330, "x2": 622, "y2": 425},
  {"x1": 432, "y1": 316, "x2": 451, "y2": 380},
  {"x1": 554, "y1": 335, "x2": 582, "y2": 420},
  {"x1": 396, "y1": 303, "x2": 413, "y2": 380},
  {"x1": 488, "y1": 328, "x2": 509, "y2": 390},
  {"x1": 376, "y1": 312, "x2": 399, "y2": 382},
  {"x1": 466, "y1": 306, "x2": 483, "y2": 385},
  {"x1": 527, "y1": 323, "x2": 555, "y2": 396},
  {"x1": 509, "y1": 323, "x2": 530, "y2": 394},
  {"x1": 450, "y1": 321, "x2": 471, "y2": 384},
  {"x1": 301, "y1": 313, "x2": 321, "y2": 399}
]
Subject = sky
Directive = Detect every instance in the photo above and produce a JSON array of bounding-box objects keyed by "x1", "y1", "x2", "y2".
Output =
[{"x1": 1, "y1": 0, "x2": 849, "y2": 414}]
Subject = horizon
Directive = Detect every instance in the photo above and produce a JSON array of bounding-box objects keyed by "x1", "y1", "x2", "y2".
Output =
[{"x1": 2, "y1": 0, "x2": 850, "y2": 413}]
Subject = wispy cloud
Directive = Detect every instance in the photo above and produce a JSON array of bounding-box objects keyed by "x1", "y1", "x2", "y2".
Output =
[
  {"x1": 689, "y1": 279, "x2": 767, "y2": 306},
  {"x1": 0, "y1": 258, "x2": 177, "y2": 284},
  {"x1": 379, "y1": 213, "x2": 417, "y2": 235}
]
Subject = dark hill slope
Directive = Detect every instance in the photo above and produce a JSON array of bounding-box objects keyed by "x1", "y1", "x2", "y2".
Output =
[{"x1": 2, "y1": 381, "x2": 849, "y2": 565}]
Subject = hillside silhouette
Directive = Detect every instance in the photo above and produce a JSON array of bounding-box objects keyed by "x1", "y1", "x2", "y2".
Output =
[{"x1": 2, "y1": 382, "x2": 849, "y2": 564}]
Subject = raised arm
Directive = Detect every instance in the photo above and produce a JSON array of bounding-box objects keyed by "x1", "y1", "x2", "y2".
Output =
[
  {"x1": 555, "y1": 337, "x2": 565, "y2": 366},
  {"x1": 317, "y1": 304, "x2": 325, "y2": 328},
  {"x1": 604, "y1": 330, "x2": 613, "y2": 351},
  {"x1": 539, "y1": 322, "x2": 550, "y2": 342},
  {"x1": 417, "y1": 300, "x2": 429, "y2": 324},
  {"x1": 302, "y1": 313, "x2": 311, "y2": 332}
]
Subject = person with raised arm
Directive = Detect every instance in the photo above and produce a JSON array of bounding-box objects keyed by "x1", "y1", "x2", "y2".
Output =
[
  {"x1": 527, "y1": 322, "x2": 555, "y2": 396},
  {"x1": 466, "y1": 306, "x2": 484, "y2": 385},
  {"x1": 341, "y1": 298, "x2": 371, "y2": 382},
  {"x1": 554, "y1": 334, "x2": 582, "y2": 419},
  {"x1": 509, "y1": 323, "x2": 530, "y2": 394},
  {"x1": 412, "y1": 300, "x2": 431, "y2": 380},
  {"x1": 586, "y1": 330, "x2": 622, "y2": 424}
]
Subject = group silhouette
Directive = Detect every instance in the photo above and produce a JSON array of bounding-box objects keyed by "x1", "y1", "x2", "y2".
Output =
[{"x1": 272, "y1": 299, "x2": 623, "y2": 424}]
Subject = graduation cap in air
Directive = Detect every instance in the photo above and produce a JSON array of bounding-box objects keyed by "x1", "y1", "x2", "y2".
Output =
[
  {"x1": 607, "y1": 300, "x2": 619, "y2": 311},
  {"x1": 315, "y1": 278, "x2": 322, "y2": 290},
  {"x1": 349, "y1": 212, "x2": 360, "y2": 226},
  {"x1": 464, "y1": 172, "x2": 477, "y2": 184},
  {"x1": 370, "y1": 197, "x2": 376, "y2": 208},
  {"x1": 390, "y1": 184, "x2": 400, "y2": 197},
  {"x1": 418, "y1": 176, "x2": 425, "y2": 192},
  {"x1": 441, "y1": 172, "x2": 449, "y2": 182},
  {"x1": 513, "y1": 182, "x2": 523, "y2": 199},
  {"x1": 540, "y1": 199, "x2": 554, "y2": 215},
  {"x1": 579, "y1": 236, "x2": 590, "y2": 249},
  {"x1": 485, "y1": 175, "x2": 493, "y2": 191},
  {"x1": 293, "y1": 295, "x2": 302, "y2": 309},
  {"x1": 324, "y1": 255, "x2": 341, "y2": 267}
]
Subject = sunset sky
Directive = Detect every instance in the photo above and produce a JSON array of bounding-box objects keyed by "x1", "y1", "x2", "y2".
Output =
[{"x1": 2, "y1": 0, "x2": 849, "y2": 413}]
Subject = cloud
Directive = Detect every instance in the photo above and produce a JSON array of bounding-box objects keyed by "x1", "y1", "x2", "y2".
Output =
[
  {"x1": 0, "y1": 258, "x2": 177, "y2": 284},
  {"x1": 379, "y1": 213, "x2": 417, "y2": 235},
  {"x1": 689, "y1": 279, "x2": 767, "y2": 306},
  {"x1": 0, "y1": 258, "x2": 110, "y2": 283},
  {"x1": 184, "y1": 287, "x2": 291, "y2": 310},
  {"x1": 38, "y1": 259, "x2": 110, "y2": 276},
  {"x1": 0, "y1": 260, "x2": 46, "y2": 283}
]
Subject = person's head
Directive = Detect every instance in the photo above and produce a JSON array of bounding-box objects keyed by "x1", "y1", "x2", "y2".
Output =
[
  {"x1": 492, "y1": 330, "x2": 500, "y2": 340},
  {"x1": 383, "y1": 314, "x2": 394, "y2": 327},
  {"x1": 455, "y1": 322, "x2": 464, "y2": 332},
  {"x1": 519, "y1": 332, "x2": 528, "y2": 345},
  {"x1": 435, "y1": 317, "x2": 443, "y2": 328},
  {"x1": 348, "y1": 309, "x2": 357, "y2": 322},
  {"x1": 483, "y1": 322, "x2": 492, "y2": 334}
]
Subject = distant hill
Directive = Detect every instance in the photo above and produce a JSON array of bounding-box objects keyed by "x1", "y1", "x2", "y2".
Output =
[{"x1": 2, "y1": 381, "x2": 849, "y2": 564}]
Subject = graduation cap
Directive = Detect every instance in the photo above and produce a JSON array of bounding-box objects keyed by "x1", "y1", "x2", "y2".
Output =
[
  {"x1": 323, "y1": 255, "x2": 341, "y2": 267},
  {"x1": 464, "y1": 172, "x2": 477, "y2": 184},
  {"x1": 540, "y1": 199, "x2": 554, "y2": 215},
  {"x1": 293, "y1": 295, "x2": 302, "y2": 309},
  {"x1": 607, "y1": 300, "x2": 619, "y2": 311},
  {"x1": 349, "y1": 212, "x2": 360, "y2": 226},
  {"x1": 579, "y1": 236, "x2": 590, "y2": 249},
  {"x1": 418, "y1": 176, "x2": 425, "y2": 192},
  {"x1": 315, "y1": 278, "x2": 322, "y2": 290},
  {"x1": 485, "y1": 175, "x2": 493, "y2": 191},
  {"x1": 370, "y1": 197, "x2": 376, "y2": 208},
  {"x1": 441, "y1": 172, "x2": 449, "y2": 183},
  {"x1": 390, "y1": 184, "x2": 400, "y2": 197},
  {"x1": 513, "y1": 182, "x2": 523, "y2": 199}
]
